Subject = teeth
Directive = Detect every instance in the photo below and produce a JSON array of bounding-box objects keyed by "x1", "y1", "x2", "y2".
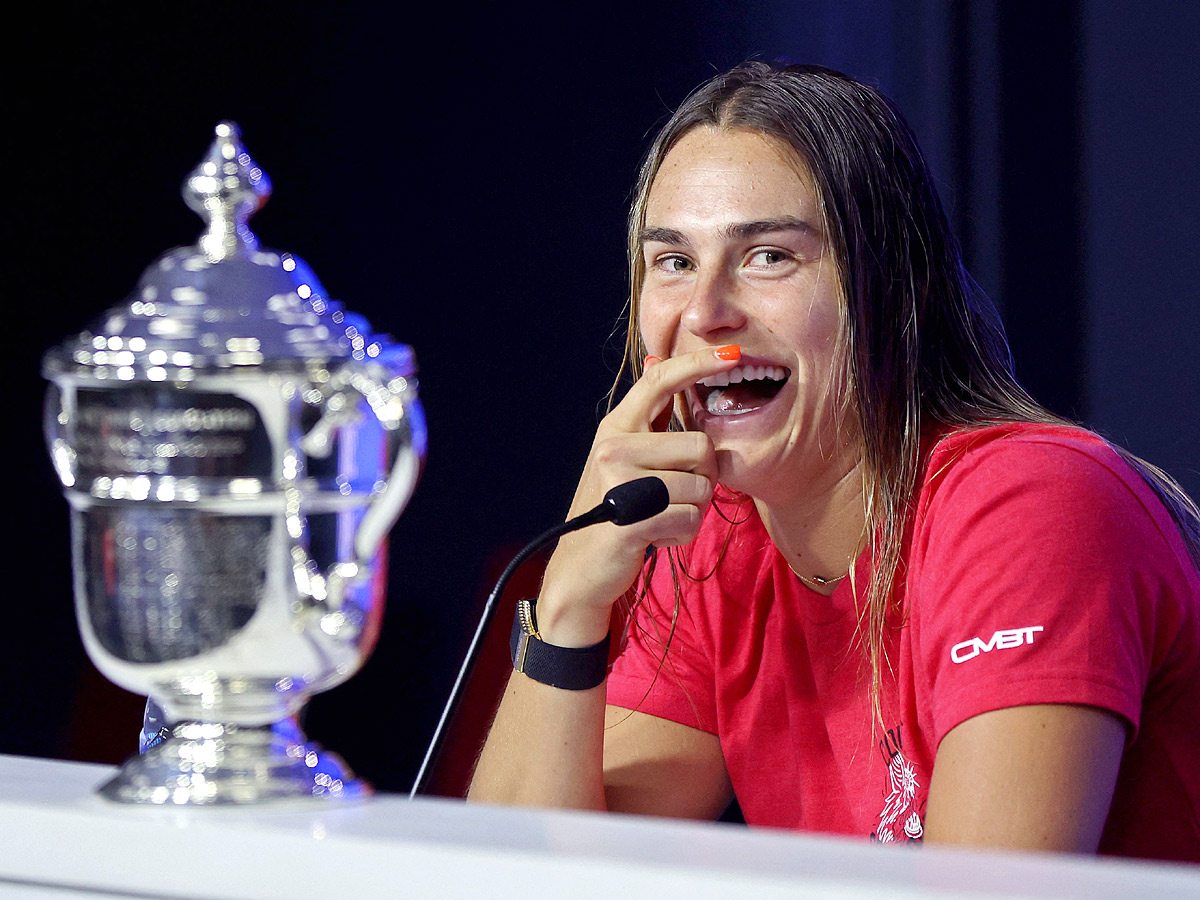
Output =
[{"x1": 697, "y1": 364, "x2": 788, "y2": 388}]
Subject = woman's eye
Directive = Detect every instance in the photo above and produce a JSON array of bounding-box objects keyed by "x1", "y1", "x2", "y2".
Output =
[
  {"x1": 656, "y1": 255, "x2": 693, "y2": 272},
  {"x1": 748, "y1": 249, "x2": 789, "y2": 266}
]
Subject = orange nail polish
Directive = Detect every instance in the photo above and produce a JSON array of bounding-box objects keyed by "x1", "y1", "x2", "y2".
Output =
[
  {"x1": 714, "y1": 344, "x2": 741, "y2": 361},
  {"x1": 643, "y1": 354, "x2": 661, "y2": 368}
]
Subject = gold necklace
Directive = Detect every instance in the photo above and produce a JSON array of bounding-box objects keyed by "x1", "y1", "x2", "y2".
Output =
[{"x1": 788, "y1": 566, "x2": 847, "y2": 593}]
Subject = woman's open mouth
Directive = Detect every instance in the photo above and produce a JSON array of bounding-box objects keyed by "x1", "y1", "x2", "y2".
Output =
[{"x1": 694, "y1": 364, "x2": 790, "y2": 416}]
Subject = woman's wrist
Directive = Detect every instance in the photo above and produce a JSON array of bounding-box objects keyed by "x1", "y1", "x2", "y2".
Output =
[{"x1": 533, "y1": 585, "x2": 614, "y2": 648}]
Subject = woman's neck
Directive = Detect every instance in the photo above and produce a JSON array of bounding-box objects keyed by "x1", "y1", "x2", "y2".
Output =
[{"x1": 755, "y1": 457, "x2": 867, "y2": 596}]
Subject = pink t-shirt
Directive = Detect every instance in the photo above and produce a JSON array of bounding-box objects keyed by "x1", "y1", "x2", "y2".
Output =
[{"x1": 606, "y1": 423, "x2": 1200, "y2": 861}]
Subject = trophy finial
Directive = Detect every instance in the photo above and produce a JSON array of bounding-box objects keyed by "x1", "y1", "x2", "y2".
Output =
[{"x1": 183, "y1": 121, "x2": 273, "y2": 262}]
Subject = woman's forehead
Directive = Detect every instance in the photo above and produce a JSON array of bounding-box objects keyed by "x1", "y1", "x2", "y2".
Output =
[
  {"x1": 644, "y1": 127, "x2": 823, "y2": 235},
  {"x1": 662, "y1": 126, "x2": 816, "y2": 183}
]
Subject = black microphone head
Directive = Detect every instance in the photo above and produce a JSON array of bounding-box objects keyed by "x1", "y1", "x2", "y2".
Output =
[{"x1": 601, "y1": 476, "x2": 670, "y2": 526}]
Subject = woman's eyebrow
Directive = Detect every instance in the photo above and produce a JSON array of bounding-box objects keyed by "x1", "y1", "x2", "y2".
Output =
[
  {"x1": 639, "y1": 217, "x2": 819, "y2": 249},
  {"x1": 639, "y1": 225, "x2": 688, "y2": 246},
  {"x1": 723, "y1": 216, "x2": 817, "y2": 240},
  {"x1": 639, "y1": 217, "x2": 818, "y2": 247}
]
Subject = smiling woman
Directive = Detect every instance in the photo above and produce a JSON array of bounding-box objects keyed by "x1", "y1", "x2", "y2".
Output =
[
  {"x1": 468, "y1": 62, "x2": 1200, "y2": 863},
  {"x1": 637, "y1": 127, "x2": 853, "y2": 519}
]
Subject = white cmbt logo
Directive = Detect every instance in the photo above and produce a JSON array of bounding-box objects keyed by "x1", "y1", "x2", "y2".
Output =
[{"x1": 950, "y1": 626, "x2": 1044, "y2": 664}]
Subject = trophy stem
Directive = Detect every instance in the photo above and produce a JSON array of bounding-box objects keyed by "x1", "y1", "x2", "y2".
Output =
[{"x1": 100, "y1": 721, "x2": 370, "y2": 805}]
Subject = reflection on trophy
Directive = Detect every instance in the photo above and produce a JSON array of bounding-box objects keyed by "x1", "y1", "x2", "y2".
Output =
[{"x1": 42, "y1": 123, "x2": 425, "y2": 804}]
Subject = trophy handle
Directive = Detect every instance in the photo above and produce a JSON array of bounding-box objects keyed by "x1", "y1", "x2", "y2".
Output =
[
  {"x1": 296, "y1": 361, "x2": 426, "y2": 614},
  {"x1": 344, "y1": 366, "x2": 426, "y2": 564}
]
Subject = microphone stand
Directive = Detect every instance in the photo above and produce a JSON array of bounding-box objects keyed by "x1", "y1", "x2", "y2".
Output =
[{"x1": 408, "y1": 476, "x2": 667, "y2": 799}]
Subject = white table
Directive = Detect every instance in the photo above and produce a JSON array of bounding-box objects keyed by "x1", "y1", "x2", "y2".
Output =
[{"x1": 0, "y1": 754, "x2": 1195, "y2": 899}]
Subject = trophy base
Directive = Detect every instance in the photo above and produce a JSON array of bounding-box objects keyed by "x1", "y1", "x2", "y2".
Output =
[{"x1": 99, "y1": 721, "x2": 372, "y2": 805}]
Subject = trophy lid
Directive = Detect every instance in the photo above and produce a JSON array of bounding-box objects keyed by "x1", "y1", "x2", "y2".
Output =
[{"x1": 43, "y1": 122, "x2": 413, "y2": 380}]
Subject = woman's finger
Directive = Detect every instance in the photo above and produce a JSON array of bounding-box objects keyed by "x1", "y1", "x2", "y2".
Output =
[
  {"x1": 614, "y1": 502, "x2": 707, "y2": 550},
  {"x1": 643, "y1": 355, "x2": 672, "y2": 433},
  {"x1": 590, "y1": 431, "x2": 718, "y2": 482},
  {"x1": 610, "y1": 344, "x2": 741, "y2": 433},
  {"x1": 654, "y1": 469, "x2": 714, "y2": 508}
]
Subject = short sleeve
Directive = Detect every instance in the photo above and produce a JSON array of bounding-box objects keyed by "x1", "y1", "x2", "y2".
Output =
[
  {"x1": 909, "y1": 432, "x2": 1180, "y2": 748},
  {"x1": 607, "y1": 549, "x2": 719, "y2": 733}
]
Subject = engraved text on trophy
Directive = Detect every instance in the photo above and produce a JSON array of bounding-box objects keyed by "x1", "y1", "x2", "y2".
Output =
[{"x1": 74, "y1": 387, "x2": 271, "y2": 479}]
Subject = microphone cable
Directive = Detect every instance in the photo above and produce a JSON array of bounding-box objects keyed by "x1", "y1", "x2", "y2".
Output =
[{"x1": 408, "y1": 476, "x2": 669, "y2": 798}]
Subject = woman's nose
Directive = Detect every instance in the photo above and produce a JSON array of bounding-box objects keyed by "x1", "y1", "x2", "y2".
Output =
[{"x1": 680, "y1": 268, "x2": 746, "y2": 338}]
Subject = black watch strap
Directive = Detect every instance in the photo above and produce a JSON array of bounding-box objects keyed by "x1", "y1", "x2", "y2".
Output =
[{"x1": 510, "y1": 598, "x2": 610, "y2": 690}]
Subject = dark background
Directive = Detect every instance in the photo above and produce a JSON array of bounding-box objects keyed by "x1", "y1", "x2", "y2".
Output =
[{"x1": 8, "y1": 1, "x2": 1198, "y2": 795}]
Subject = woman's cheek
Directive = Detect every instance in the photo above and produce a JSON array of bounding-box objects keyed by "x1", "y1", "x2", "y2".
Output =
[{"x1": 637, "y1": 291, "x2": 675, "y2": 358}]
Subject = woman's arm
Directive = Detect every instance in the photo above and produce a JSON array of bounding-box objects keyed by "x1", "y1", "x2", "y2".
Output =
[
  {"x1": 468, "y1": 669, "x2": 610, "y2": 809},
  {"x1": 603, "y1": 706, "x2": 733, "y2": 818},
  {"x1": 467, "y1": 689, "x2": 732, "y2": 816},
  {"x1": 925, "y1": 703, "x2": 1126, "y2": 851},
  {"x1": 468, "y1": 348, "x2": 740, "y2": 811}
]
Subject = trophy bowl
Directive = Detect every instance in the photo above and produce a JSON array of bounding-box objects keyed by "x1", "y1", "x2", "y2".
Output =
[{"x1": 42, "y1": 123, "x2": 425, "y2": 804}]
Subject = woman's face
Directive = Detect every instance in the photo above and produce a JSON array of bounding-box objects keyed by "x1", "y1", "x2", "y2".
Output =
[{"x1": 638, "y1": 126, "x2": 857, "y2": 502}]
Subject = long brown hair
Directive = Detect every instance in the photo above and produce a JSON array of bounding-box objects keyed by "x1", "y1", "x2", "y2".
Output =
[{"x1": 615, "y1": 62, "x2": 1200, "y2": 712}]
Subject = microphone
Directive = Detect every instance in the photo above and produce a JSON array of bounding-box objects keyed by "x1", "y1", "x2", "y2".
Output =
[
  {"x1": 565, "y1": 475, "x2": 671, "y2": 528},
  {"x1": 409, "y1": 476, "x2": 668, "y2": 798}
]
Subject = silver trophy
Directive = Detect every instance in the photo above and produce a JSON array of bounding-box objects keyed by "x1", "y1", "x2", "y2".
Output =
[{"x1": 43, "y1": 122, "x2": 425, "y2": 804}]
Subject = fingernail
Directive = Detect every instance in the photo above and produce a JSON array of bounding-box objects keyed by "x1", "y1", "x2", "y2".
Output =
[
  {"x1": 714, "y1": 344, "x2": 741, "y2": 361},
  {"x1": 643, "y1": 354, "x2": 661, "y2": 368}
]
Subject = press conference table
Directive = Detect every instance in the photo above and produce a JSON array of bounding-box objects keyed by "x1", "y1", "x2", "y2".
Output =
[{"x1": 0, "y1": 755, "x2": 1195, "y2": 899}]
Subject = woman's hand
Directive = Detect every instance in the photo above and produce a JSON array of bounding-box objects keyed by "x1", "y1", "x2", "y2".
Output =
[{"x1": 536, "y1": 345, "x2": 741, "y2": 647}]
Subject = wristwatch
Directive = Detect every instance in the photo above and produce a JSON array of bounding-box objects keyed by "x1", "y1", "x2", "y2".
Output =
[{"x1": 510, "y1": 598, "x2": 610, "y2": 690}]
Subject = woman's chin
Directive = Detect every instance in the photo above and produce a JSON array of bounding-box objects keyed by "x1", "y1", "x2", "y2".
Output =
[
  {"x1": 709, "y1": 430, "x2": 860, "y2": 508},
  {"x1": 711, "y1": 447, "x2": 776, "y2": 499}
]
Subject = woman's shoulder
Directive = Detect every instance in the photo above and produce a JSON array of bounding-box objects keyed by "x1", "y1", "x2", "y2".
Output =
[
  {"x1": 915, "y1": 421, "x2": 1195, "y2": 577},
  {"x1": 928, "y1": 421, "x2": 1119, "y2": 469},
  {"x1": 922, "y1": 422, "x2": 1152, "y2": 510}
]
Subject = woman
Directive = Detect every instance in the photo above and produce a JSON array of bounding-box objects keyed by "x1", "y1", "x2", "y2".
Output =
[{"x1": 468, "y1": 62, "x2": 1200, "y2": 861}]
